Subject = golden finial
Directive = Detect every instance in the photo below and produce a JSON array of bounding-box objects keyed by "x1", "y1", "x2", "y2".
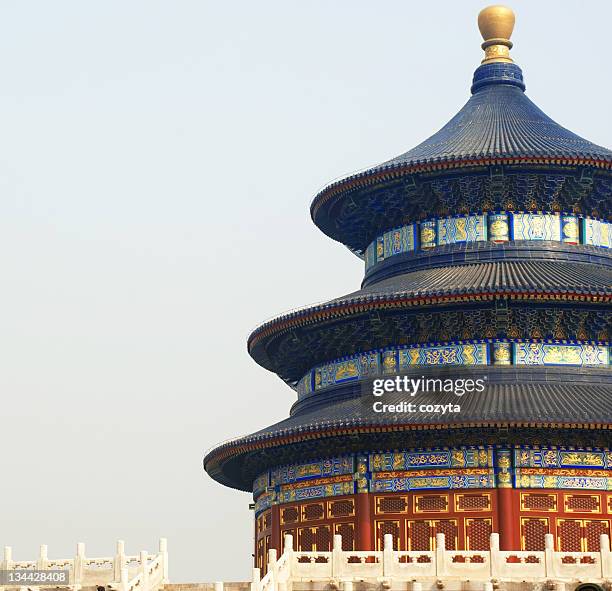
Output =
[{"x1": 478, "y1": 5, "x2": 515, "y2": 64}]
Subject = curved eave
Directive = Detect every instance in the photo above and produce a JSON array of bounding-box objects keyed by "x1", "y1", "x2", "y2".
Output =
[
  {"x1": 206, "y1": 419, "x2": 612, "y2": 464},
  {"x1": 248, "y1": 289, "x2": 609, "y2": 359},
  {"x1": 311, "y1": 155, "x2": 612, "y2": 225},
  {"x1": 204, "y1": 407, "x2": 612, "y2": 492},
  {"x1": 209, "y1": 348, "x2": 612, "y2": 490}
]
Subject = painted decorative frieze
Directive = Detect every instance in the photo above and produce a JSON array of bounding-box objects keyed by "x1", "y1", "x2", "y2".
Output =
[
  {"x1": 492, "y1": 341, "x2": 512, "y2": 365},
  {"x1": 369, "y1": 448, "x2": 493, "y2": 472},
  {"x1": 253, "y1": 447, "x2": 612, "y2": 512},
  {"x1": 512, "y1": 213, "x2": 561, "y2": 241},
  {"x1": 561, "y1": 215, "x2": 580, "y2": 244},
  {"x1": 515, "y1": 448, "x2": 612, "y2": 469},
  {"x1": 254, "y1": 490, "x2": 276, "y2": 515},
  {"x1": 253, "y1": 472, "x2": 270, "y2": 498},
  {"x1": 488, "y1": 213, "x2": 510, "y2": 242},
  {"x1": 398, "y1": 343, "x2": 488, "y2": 367},
  {"x1": 420, "y1": 220, "x2": 437, "y2": 249},
  {"x1": 437, "y1": 214, "x2": 487, "y2": 245},
  {"x1": 299, "y1": 340, "x2": 609, "y2": 395},
  {"x1": 583, "y1": 218, "x2": 610, "y2": 248},
  {"x1": 369, "y1": 468, "x2": 496, "y2": 492},
  {"x1": 383, "y1": 224, "x2": 417, "y2": 258},
  {"x1": 270, "y1": 456, "x2": 354, "y2": 486},
  {"x1": 514, "y1": 342, "x2": 609, "y2": 366},
  {"x1": 364, "y1": 212, "x2": 611, "y2": 271},
  {"x1": 277, "y1": 475, "x2": 355, "y2": 503},
  {"x1": 514, "y1": 469, "x2": 612, "y2": 491}
]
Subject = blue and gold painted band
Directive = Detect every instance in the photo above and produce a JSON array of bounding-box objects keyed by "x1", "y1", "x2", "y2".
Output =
[
  {"x1": 296, "y1": 340, "x2": 610, "y2": 396},
  {"x1": 365, "y1": 212, "x2": 611, "y2": 271}
]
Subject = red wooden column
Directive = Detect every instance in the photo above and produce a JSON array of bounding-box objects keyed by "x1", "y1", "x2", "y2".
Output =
[
  {"x1": 355, "y1": 454, "x2": 373, "y2": 550},
  {"x1": 356, "y1": 493, "x2": 373, "y2": 550},
  {"x1": 271, "y1": 503, "x2": 281, "y2": 554},
  {"x1": 497, "y1": 488, "x2": 517, "y2": 549},
  {"x1": 495, "y1": 448, "x2": 520, "y2": 549}
]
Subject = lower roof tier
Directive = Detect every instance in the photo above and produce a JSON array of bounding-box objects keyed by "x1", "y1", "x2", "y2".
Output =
[
  {"x1": 248, "y1": 259, "x2": 611, "y2": 385},
  {"x1": 203, "y1": 366, "x2": 612, "y2": 491}
]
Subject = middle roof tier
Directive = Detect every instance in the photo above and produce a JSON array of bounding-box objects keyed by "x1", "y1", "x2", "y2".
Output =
[{"x1": 247, "y1": 258, "x2": 611, "y2": 385}]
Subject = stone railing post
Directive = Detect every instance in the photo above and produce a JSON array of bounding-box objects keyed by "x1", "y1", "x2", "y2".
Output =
[
  {"x1": 483, "y1": 583, "x2": 493, "y2": 591},
  {"x1": 284, "y1": 533, "x2": 294, "y2": 554},
  {"x1": 412, "y1": 583, "x2": 422, "y2": 591},
  {"x1": 214, "y1": 583, "x2": 224, "y2": 591},
  {"x1": 382, "y1": 533, "x2": 394, "y2": 577},
  {"x1": 139, "y1": 550, "x2": 149, "y2": 591},
  {"x1": 489, "y1": 533, "x2": 500, "y2": 578},
  {"x1": 159, "y1": 538, "x2": 169, "y2": 583},
  {"x1": 74, "y1": 542, "x2": 86, "y2": 587},
  {"x1": 343, "y1": 582, "x2": 353, "y2": 591},
  {"x1": 283, "y1": 533, "x2": 294, "y2": 580},
  {"x1": 120, "y1": 566, "x2": 130, "y2": 591},
  {"x1": 435, "y1": 533, "x2": 446, "y2": 577},
  {"x1": 600, "y1": 533, "x2": 611, "y2": 578},
  {"x1": 37, "y1": 545, "x2": 49, "y2": 570},
  {"x1": 2, "y1": 546, "x2": 13, "y2": 571},
  {"x1": 544, "y1": 533, "x2": 555, "y2": 579},
  {"x1": 332, "y1": 534, "x2": 343, "y2": 578},
  {"x1": 114, "y1": 540, "x2": 127, "y2": 583},
  {"x1": 268, "y1": 548, "x2": 278, "y2": 586},
  {"x1": 251, "y1": 567, "x2": 261, "y2": 591}
]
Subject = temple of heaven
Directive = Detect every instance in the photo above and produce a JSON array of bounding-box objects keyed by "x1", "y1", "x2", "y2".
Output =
[{"x1": 204, "y1": 5, "x2": 611, "y2": 572}]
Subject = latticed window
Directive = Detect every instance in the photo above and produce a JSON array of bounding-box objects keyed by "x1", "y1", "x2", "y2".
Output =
[
  {"x1": 558, "y1": 519, "x2": 583, "y2": 552},
  {"x1": 564, "y1": 494, "x2": 601, "y2": 513},
  {"x1": 302, "y1": 503, "x2": 325, "y2": 522},
  {"x1": 316, "y1": 525, "x2": 332, "y2": 551},
  {"x1": 256, "y1": 538, "x2": 265, "y2": 571},
  {"x1": 329, "y1": 499, "x2": 355, "y2": 518},
  {"x1": 433, "y1": 519, "x2": 458, "y2": 549},
  {"x1": 264, "y1": 536, "x2": 270, "y2": 574},
  {"x1": 466, "y1": 518, "x2": 492, "y2": 550},
  {"x1": 375, "y1": 520, "x2": 400, "y2": 550},
  {"x1": 521, "y1": 493, "x2": 557, "y2": 512},
  {"x1": 376, "y1": 496, "x2": 408, "y2": 514},
  {"x1": 557, "y1": 519, "x2": 610, "y2": 552},
  {"x1": 585, "y1": 520, "x2": 610, "y2": 551},
  {"x1": 263, "y1": 511, "x2": 271, "y2": 530},
  {"x1": 415, "y1": 494, "x2": 448, "y2": 513},
  {"x1": 456, "y1": 493, "x2": 491, "y2": 512},
  {"x1": 521, "y1": 517, "x2": 548, "y2": 551},
  {"x1": 281, "y1": 506, "x2": 299, "y2": 524},
  {"x1": 408, "y1": 520, "x2": 432, "y2": 551},
  {"x1": 299, "y1": 527, "x2": 315, "y2": 551},
  {"x1": 298, "y1": 526, "x2": 331, "y2": 551},
  {"x1": 334, "y1": 522, "x2": 356, "y2": 550}
]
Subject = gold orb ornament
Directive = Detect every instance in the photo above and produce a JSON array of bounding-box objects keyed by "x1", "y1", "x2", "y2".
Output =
[{"x1": 478, "y1": 5, "x2": 516, "y2": 64}]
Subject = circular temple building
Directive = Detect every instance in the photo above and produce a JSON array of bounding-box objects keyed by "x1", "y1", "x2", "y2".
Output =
[{"x1": 204, "y1": 5, "x2": 612, "y2": 572}]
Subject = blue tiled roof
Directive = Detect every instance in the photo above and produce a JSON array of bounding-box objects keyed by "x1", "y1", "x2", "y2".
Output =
[
  {"x1": 204, "y1": 367, "x2": 612, "y2": 490},
  {"x1": 309, "y1": 62, "x2": 612, "y2": 254},
  {"x1": 380, "y1": 63, "x2": 611, "y2": 168}
]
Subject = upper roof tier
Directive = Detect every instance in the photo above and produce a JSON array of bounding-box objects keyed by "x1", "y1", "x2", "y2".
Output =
[
  {"x1": 311, "y1": 7, "x2": 612, "y2": 255},
  {"x1": 383, "y1": 63, "x2": 610, "y2": 167}
]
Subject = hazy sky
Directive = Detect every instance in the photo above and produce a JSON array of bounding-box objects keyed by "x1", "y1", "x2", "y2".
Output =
[{"x1": 0, "y1": 0, "x2": 610, "y2": 583}]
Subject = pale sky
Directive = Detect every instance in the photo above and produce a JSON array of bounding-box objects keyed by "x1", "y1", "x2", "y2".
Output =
[{"x1": 0, "y1": 0, "x2": 610, "y2": 583}]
